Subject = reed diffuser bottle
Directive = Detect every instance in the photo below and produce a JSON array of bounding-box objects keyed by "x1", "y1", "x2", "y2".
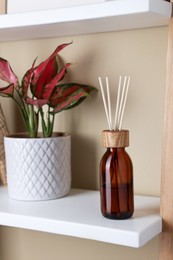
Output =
[
  {"x1": 100, "y1": 130, "x2": 134, "y2": 220},
  {"x1": 98, "y1": 75, "x2": 134, "y2": 219}
]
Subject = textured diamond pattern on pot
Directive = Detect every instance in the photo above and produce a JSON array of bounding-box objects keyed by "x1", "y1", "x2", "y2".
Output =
[{"x1": 4, "y1": 135, "x2": 71, "y2": 201}]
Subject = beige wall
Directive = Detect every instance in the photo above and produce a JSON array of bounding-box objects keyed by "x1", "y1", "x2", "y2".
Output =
[{"x1": 0, "y1": 26, "x2": 168, "y2": 259}]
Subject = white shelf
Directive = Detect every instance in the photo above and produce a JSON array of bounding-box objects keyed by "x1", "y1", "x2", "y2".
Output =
[
  {"x1": 0, "y1": 187, "x2": 161, "y2": 248},
  {"x1": 0, "y1": 0, "x2": 171, "y2": 42}
]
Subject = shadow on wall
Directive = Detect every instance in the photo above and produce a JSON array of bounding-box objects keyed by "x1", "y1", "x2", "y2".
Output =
[
  {"x1": 13, "y1": 106, "x2": 26, "y2": 133},
  {"x1": 71, "y1": 133, "x2": 98, "y2": 190},
  {"x1": 0, "y1": 226, "x2": 24, "y2": 260},
  {"x1": 0, "y1": 226, "x2": 159, "y2": 260},
  {"x1": 0, "y1": 99, "x2": 26, "y2": 134}
]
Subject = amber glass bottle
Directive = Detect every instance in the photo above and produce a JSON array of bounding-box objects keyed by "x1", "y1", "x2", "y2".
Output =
[{"x1": 99, "y1": 130, "x2": 134, "y2": 220}]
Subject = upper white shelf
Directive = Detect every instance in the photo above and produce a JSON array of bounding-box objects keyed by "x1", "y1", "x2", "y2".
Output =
[
  {"x1": 0, "y1": 187, "x2": 161, "y2": 248},
  {"x1": 0, "y1": 0, "x2": 171, "y2": 42}
]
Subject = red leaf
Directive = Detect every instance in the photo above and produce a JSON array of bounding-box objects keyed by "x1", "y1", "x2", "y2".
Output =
[
  {"x1": 49, "y1": 83, "x2": 96, "y2": 107},
  {"x1": 0, "y1": 58, "x2": 18, "y2": 86},
  {"x1": 30, "y1": 42, "x2": 72, "y2": 99},
  {"x1": 31, "y1": 57, "x2": 58, "y2": 98},
  {"x1": 22, "y1": 58, "x2": 37, "y2": 98},
  {"x1": 0, "y1": 84, "x2": 14, "y2": 97},
  {"x1": 32, "y1": 42, "x2": 72, "y2": 81},
  {"x1": 52, "y1": 90, "x2": 88, "y2": 113},
  {"x1": 41, "y1": 63, "x2": 71, "y2": 100}
]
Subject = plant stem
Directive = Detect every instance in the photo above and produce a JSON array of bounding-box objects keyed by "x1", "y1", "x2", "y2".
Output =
[
  {"x1": 39, "y1": 108, "x2": 54, "y2": 138},
  {"x1": 28, "y1": 105, "x2": 38, "y2": 137},
  {"x1": 14, "y1": 89, "x2": 39, "y2": 137}
]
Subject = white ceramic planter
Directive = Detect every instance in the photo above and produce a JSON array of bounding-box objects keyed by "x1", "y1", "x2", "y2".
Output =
[{"x1": 4, "y1": 133, "x2": 71, "y2": 201}]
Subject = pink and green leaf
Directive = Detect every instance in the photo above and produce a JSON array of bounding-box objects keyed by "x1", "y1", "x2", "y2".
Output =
[
  {"x1": 29, "y1": 42, "x2": 72, "y2": 99},
  {"x1": 51, "y1": 90, "x2": 89, "y2": 114},
  {"x1": 40, "y1": 63, "x2": 71, "y2": 100},
  {"x1": 32, "y1": 42, "x2": 72, "y2": 81},
  {"x1": 0, "y1": 84, "x2": 14, "y2": 97},
  {"x1": 31, "y1": 57, "x2": 59, "y2": 98},
  {"x1": 0, "y1": 58, "x2": 18, "y2": 86},
  {"x1": 49, "y1": 83, "x2": 96, "y2": 107},
  {"x1": 21, "y1": 58, "x2": 37, "y2": 98}
]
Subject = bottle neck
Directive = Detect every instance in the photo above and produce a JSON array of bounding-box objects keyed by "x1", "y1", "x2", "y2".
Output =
[
  {"x1": 107, "y1": 147, "x2": 125, "y2": 152},
  {"x1": 106, "y1": 147, "x2": 125, "y2": 153}
]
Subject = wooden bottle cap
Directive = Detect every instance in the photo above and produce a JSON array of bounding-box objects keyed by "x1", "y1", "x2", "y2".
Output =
[{"x1": 102, "y1": 130, "x2": 129, "y2": 148}]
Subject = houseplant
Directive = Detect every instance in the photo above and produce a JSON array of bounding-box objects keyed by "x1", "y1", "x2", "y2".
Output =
[{"x1": 0, "y1": 42, "x2": 96, "y2": 200}]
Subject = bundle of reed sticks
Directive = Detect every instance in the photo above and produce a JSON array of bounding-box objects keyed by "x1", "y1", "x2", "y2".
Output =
[{"x1": 98, "y1": 76, "x2": 130, "y2": 131}]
